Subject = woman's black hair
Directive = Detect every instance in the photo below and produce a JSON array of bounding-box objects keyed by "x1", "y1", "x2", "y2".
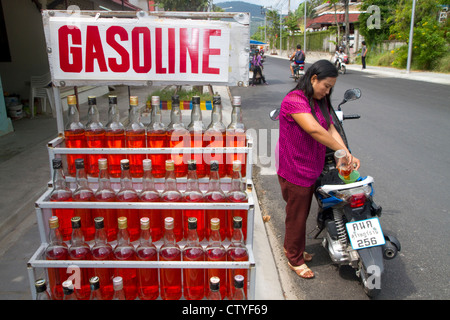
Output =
[{"x1": 292, "y1": 59, "x2": 338, "y2": 128}]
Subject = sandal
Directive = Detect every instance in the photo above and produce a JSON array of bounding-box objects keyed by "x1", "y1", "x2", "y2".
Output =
[
  {"x1": 283, "y1": 248, "x2": 313, "y2": 262},
  {"x1": 288, "y1": 262, "x2": 315, "y2": 279}
]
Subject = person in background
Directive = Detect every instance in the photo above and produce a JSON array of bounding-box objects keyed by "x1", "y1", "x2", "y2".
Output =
[
  {"x1": 289, "y1": 44, "x2": 305, "y2": 77},
  {"x1": 251, "y1": 50, "x2": 268, "y2": 86},
  {"x1": 361, "y1": 41, "x2": 367, "y2": 70}
]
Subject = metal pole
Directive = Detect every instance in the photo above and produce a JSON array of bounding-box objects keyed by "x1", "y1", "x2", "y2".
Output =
[
  {"x1": 304, "y1": 0, "x2": 307, "y2": 53},
  {"x1": 406, "y1": 0, "x2": 417, "y2": 73},
  {"x1": 280, "y1": 10, "x2": 282, "y2": 56}
]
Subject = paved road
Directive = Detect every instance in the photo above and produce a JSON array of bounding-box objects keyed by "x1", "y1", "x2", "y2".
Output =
[{"x1": 230, "y1": 56, "x2": 450, "y2": 300}]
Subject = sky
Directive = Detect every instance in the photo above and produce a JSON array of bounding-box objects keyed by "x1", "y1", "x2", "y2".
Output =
[{"x1": 214, "y1": 0, "x2": 306, "y2": 14}]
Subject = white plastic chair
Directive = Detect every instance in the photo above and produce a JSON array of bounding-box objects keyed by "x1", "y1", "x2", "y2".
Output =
[{"x1": 30, "y1": 73, "x2": 55, "y2": 118}]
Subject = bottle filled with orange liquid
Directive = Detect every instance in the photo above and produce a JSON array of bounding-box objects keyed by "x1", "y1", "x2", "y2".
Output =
[
  {"x1": 105, "y1": 96, "x2": 126, "y2": 178},
  {"x1": 126, "y1": 96, "x2": 146, "y2": 178},
  {"x1": 226, "y1": 96, "x2": 247, "y2": 177},
  {"x1": 227, "y1": 160, "x2": 248, "y2": 241},
  {"x1": 147, "y1": 96, "x2": 167, "y2": 178},
  {"x1": 160, "y1": 217, "x2": 182, "y2": 300},
  {"x1": 183, "y1": 160, "x2": 205, "y2": 241},
  {"x1": 187, "y1": 96, "x2": 206, "y2": 178},
  {"x1": 204, "y1": 95, "x2": 226, "y2": 177},
  {"x1": 205, "y1": 218, "x2": 227, "y2": 299},
  {"x1": 205, "y1": 160, "x2": 228, "y2": 241},
  {"x1": 85, "y1": 96, "x2": 105, "y2": 177},
  {"x1": 183, "y1": 217, "x2": 205, "y2": 300}
]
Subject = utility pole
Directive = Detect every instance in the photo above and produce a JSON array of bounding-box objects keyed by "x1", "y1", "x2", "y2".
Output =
[
  {"x1": 304, "y1": 0, "x2": 307, "y2": 53},
  {"x1": 406, "y1": 0, "x2": 417, "y2": 73}
]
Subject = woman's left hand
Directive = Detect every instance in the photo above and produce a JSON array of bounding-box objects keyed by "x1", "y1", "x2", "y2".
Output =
[{"x1": 350, "y1": 155, "x2": 360, "y2": 171}]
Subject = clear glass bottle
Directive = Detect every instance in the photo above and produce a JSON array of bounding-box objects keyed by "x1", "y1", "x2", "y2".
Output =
[
  {"x1": 62, "y1": 280, "x2": 77, "y2": 300},
  {"x1": 112, "y1": 276, "x2": 126, "y2": 300},
  {"x1": 64, "y1": 95, "x2": 86, "y2": 176},
  {"x1": 226, "y1": 96, "x2": 247, "y2": 177},
  {"x1": 126, "y1": 96, "x2": 146, "y2": 178},
  {"x1": 160, "y1": 217, "x2": 182, "y2": 300},
  {"x1": 183, "y1": 217, "x2": 205, "y2": 300},
  {"x1": 205, "y1": 160, "x2": 228, "y2": 241},
  {"x1": 139, "y1": 159, "x2": 162, "y2": 242},
  {"x1": 231, "y1": 274, "x2": 246, "y2": 300},
  {"x1": 161, "y1": 160, "x2": 183, "y2": 242},
  {"x1": 205, "y1": 217, "x2": 227, "y2": 299},
  {"x1": 34, "y1": 279, "x2": 51, "y2": 300},
  {"x1": 136, "y1": 217, "x2": 159, "y2": 300},
  {"x1": 147, "y1": 96, "x2": 167, "y2": 178},
  {"x1": 226, "y1": 216, "x2": 248, "y2": 299},
  {"x1": 93, "y1": 158, "x2": 117, "y2": 242},
  {"x1": 187, "y1": 96, "x2": 206, "y2": 178},
  {"x1": 89, "y1": 276, "x2": 102, "y2": 300},
  {"x1": 207, "y1": 276, "x2": 222, "y2": 300},
  {"x1": 45, "y1": 216, "x2": 69, "y2": 300},
  {"x1": 205, "y1": 95, "x2": 226, "y2": 177},
  {"x1": 72, "y1": 158, "x2": 95, "y2": 241},
  {"x1": 117, "y1": 159, "x2": 139, "y2": 242},
  {"x1": 167, "y1": 94, "x2": 189, "y2": 177},
  {"x1": 183, "y1": 160, "x2": 205, "y2": 241},
  {"x1": 105, "y1": 95, "x2": 126, "y2": 178},
  {"x1": 85, "y1": 96, "x2": 105, "y2": 177},
  {"x1": 91, "y1": 217, "x2": 114, "y2": 300},
  {"x1": 68, "y1": 216, "x2": 93, "y2": 300},
  {"x1": 227, "y1": 160, "x2": 248, "y2": 241}
]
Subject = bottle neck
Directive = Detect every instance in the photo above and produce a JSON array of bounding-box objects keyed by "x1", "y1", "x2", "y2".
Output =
[
  {"x1": 128, "y1": 105, "x2": 141, "y2": 126},
  {"x1": 207, "y1": 170, "x2": 222, "y2": 192},
  {"x1": 98, "y1": 168, "x2": 112, "y2": 190},
  {"x1": 71, "y1": 227, "x2": 85, "y2": 246},
  {"x1": 170, "y1": 103, "x2": 182, "y2": 125},
  {"x1": 150, "y1": 103, "x2": 162, "y2": 124},
  {"x1": 53, "y1": 168, "x2": 69, "y2": 190},
  {"x1": 209, "y1": 103, "x2": 223, "y2": 126},
  {"x1": 75, "y1": 167, "x2": 90, "y2": 189},
  {"x1": 87, "y1": 104, "x2": 101, "y2": 124},
  {"x1": 94, "y1": 228, "x2": 109, "y2": 245},
  {"x1": 209, "y1": 228, "x2": 222, "y2": 244},
  {"x1": 229, "y1": 170, "x2": 243, "y2": 192},
  {"x1": 186, "y1": 169, "x2": 200, "y2": 192},
  {"x1": 139, "y1": 228, "x2": 152, "y2": 246},
  {"x1": 163, "y1": 228, "x2": 177, "y2": 245},
  {"x1": 228, "y1": 105, "x2": 243, "y2": 128},
  {"x1": 117, "y1": 228, "x2": 131, "y2": 246},
  {"x1": 142, "y1": 169, "x2": 157, "y2": 191},
  {"x1": 231, "y1": 227, "x2": 245, "y2": 245},
  {"x1": 188, "y1": 104, "x2": 204, "y2": 132},
  {"x1": 107, "y1": 103, "x2": 120, "y2": 123},
  {"x1": 120, "y1": 169, "x2": 133, "y2": 190},
  {"x1": 48, "y1": 227, "x2": 64, "y2": 245},
  {"x1": 186, "y1": 228, "x2": 200, "y2": 245},
  {"x1": 67, "y1": 103, "x2": 81, "y2": 124},
  {"x1": 164, "y1": 169, "x2": 178, "y2": 192}
]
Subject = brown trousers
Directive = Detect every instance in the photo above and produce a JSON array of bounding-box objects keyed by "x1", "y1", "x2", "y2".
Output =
[{"x1": 278, "y1": 175, "x2": 315, "y2": 266}]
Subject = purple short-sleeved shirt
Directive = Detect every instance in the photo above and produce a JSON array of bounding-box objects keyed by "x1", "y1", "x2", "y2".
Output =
[{"x1": 276, "y1": 90, "x2": 333, "y2": 187}]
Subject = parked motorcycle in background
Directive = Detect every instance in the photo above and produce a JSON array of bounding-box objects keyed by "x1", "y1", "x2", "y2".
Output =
[{"x1": 333, "y1": 48, "x2": 348, "y2": 74}]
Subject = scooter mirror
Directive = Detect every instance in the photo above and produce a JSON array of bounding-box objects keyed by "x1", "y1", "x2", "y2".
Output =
[
  {"x1": 269, "y1": 108, "x2": 280, "y2": 121},
  {"x1": 343, "y1": 88, "x2": 361, "y2": 102}
]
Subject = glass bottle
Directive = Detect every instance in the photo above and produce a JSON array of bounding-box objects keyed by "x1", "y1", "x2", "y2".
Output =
[
  {"x1": 112, "y1": 276, "x2": 126, "y2": 300},
  {"x1": 45, "y1": 216, "x2": 69, "y2": 300},
  {"x1": 126, "y1": 95, "x2": 146, "y2": 178},
  {"x1": 34, "y1": 279, "x2": 51, "y2": 300},
  {"x1": 105, "y1": 95, "x2": 126, "y2": 178},
  {"x1": 89, "y1": 276, "x2": 102, "y2": 300},
  {"x1": 161, "y1": 160, "x2": 183, "y2": 242},
  {"x1": 227, "y1": 160, "x2": 248, "y2": 241},
  {"x1": 182, "y1": 217, "x2": 205, "y2": 300},
  {"x1": 93, "y1": 158, "x2": 117, "y2": 242},
  {"x1": 49, "y1": 158, "x2": 74, "y2": 241},
  {"x1": 117, "y1": 159, "x2": 139, "y2": 242},
  {"x1": 91, "y1": 217, "x2": 114, "y2": 300},
  {"x1": 85, "y1": 96, "x2": 105, "y2": 177},
  {"x1": 205, "y1": 218, "x2": 227, "y2": 299},
  {"x1": 204, "y1": 95, "x2": 226, "y2": 177},
  {"x1": 68, "y1": 216, "x2": 93, "y2": 300},
  {"x1": 226, "y1": 216, "x2": 248, "y2": 299},
  {"x1": 139, "y1": 159, "x2": 162, "y2": 242},
  {"x1": 167, "y1": 94, "x2": 189, "y2": 177},
  {"x1": 207, "y1": 276, "x2": 222, "y2": 300},
  {"x1": 62, "y1": 280, "x2": 77, "y2": 300},
  {"x1": 113, "y1": 216, "x2": 138, "y2": 300},
  {"x1": 183, "y1": 160, "x2": 205, "y2": 241},
  {"x1": 226, "y1": 96, "x2": 247, "y2": 177},
  {"x1": 187, "y1": 96, "x2": 206, "y2": 178},
  {"x1": 136, "y1": 217, "x2": 159, "y2": 300},
  {"x1": 205, "y1": 160, "x2": 228, "y2": 241},
  {"x1": 160, "y1": 217, "x2": 182, "y2": 300},
  {"x1": 72, "y1": 158, "x2": 95, "y2": 241},
  {"x1": 147, "y1": 96, "x2": 167, "y2": 178},
  {"x1": 231, "y1": 274, "x2": 246, "y2": 300},
  {"x1": 64, "y1": 95, "x2": 87, "y2": 176}
]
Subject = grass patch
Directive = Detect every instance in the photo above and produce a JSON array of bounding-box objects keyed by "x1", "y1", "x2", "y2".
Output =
[{"x1": 148, "y1": 87, "x2": 213, "y2": 102}]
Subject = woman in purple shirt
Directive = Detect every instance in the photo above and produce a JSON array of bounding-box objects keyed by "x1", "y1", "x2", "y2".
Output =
[{"x1": 277, "y1": 60, "x2": 360, "y2": 279}]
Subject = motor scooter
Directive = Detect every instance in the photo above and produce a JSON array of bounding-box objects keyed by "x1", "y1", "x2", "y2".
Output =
[
  {"x1": 292, "y1": 63, "x2": 305, "y2": 81},
  {"x1": 333, "y1": 51, "x2": 347, "y2": 74},
  {"x1": 269, "y1": 89, "x2": 401, "y2": 298}
]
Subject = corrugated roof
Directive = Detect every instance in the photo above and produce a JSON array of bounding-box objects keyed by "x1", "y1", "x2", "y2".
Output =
[{"x1": 307, "y1": 13, "x2": 360, "y2": 28}]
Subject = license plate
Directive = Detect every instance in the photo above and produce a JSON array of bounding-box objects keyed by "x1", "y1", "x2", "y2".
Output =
[{"x1": 346, "y1": 218, "x2": 385, "y2": 250}]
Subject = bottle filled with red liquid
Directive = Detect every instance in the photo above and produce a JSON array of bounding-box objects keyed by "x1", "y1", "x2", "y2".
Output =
[
  {"x1": 85, "y1": 96, "x2": 105, "y2": 177},
  {"x1": 204, "y1": 95, "x2": 227, "y2": 177},
  {"x1": 62, "y1": 280, "x2": 77, "y2": 300},
  {"x1": 68, "y1": 217, "x2": 93, "y2": 300},
  {"x1": 91, "y1": 217, "x2": 114, "y2": 300},
  {"x1": 161, "y1": 160, "x2": 183, "y2": 242},
  {"x1": 45, "y1": 216, "x2": 69, "y2": 300},
  {"x1": 113, "y1": 217, "x2": 138, "y2": 300},
  {"x1": 183, "y1": 160, "x2": 205, "y2": 241},
  {"x1": 72, "y1": 158, "x2": 95, "y2": 241},
  {"x1": 231, "y1": 274, "x2": 246, "y2": 300},
  {"x1": 126, "y1": 96, "x2": 146, "y2": 178},
  {"x1": 136, "y1": 217, "x2": 159, "y2": 300},
  {"x1": 227, "y1": 160, "x2": 248, "y2": 241},
  {"x1": 147, "y1": 96, "x2": 167, "y2": 178},
  {"x1": 117, "y1": 159, "x2": 140, "y2": 242},
  {"x1": 93, "y1": 158, "x2": 117, "y2": 242},
  {"x1": 64, "y1": 95, "x2": 87, "y2": 177},
  {"x1": 205, "y1": 218, "x2": 227, "y2": 299},
  {"x1": 49, "y1": 158, "x2": 74, "y2": 241},
  {"x1": 34, "y1": 279, "x2": 51, "y2": 300},
  {"x1": 183, "y1": 217, "x2": 205, "y2": 300},
  {"x1": 207, "y1": 276, "x2": 222, "y2": 300},
  {"x1": 187, "y1": 96, "x2": 207, "y2": 178},
  {"x1": 226, "y1": 96, "x2": 247, "y2": 177},
  {"x1": 166, "y1": 94, "x2": 189, "y2": 177},
  {"x1": 160, "y1": 217, "x2": 182, "y2": 300},
  {"x1": 226, "y1": 216, "x2": 249, "y2": 299},
  {"x1": 89, "y1": 276, "x2": 103, "y2": 300},
  {"x1": 139, "y1": 159, "x2": 162, "y2": 241},
  {"x1": 112, "y1": 276, "x2": 126, "y2": 300},
  {"x1": 205, "y1": 160, "x2": 228, "y2": 241},
  {"x1": 105, "y1": 96, "x2": 126, "y2": 178}
]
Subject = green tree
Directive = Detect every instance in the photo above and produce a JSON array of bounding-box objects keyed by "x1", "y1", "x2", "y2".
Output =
[{"x1": 156, "y1": 0, "x2": 209, "y2": 11}]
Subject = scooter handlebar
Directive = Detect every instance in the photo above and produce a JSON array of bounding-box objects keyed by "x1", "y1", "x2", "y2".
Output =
[{"x1": 343, "y1": 114, "x2": 361, "y2": 120}]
